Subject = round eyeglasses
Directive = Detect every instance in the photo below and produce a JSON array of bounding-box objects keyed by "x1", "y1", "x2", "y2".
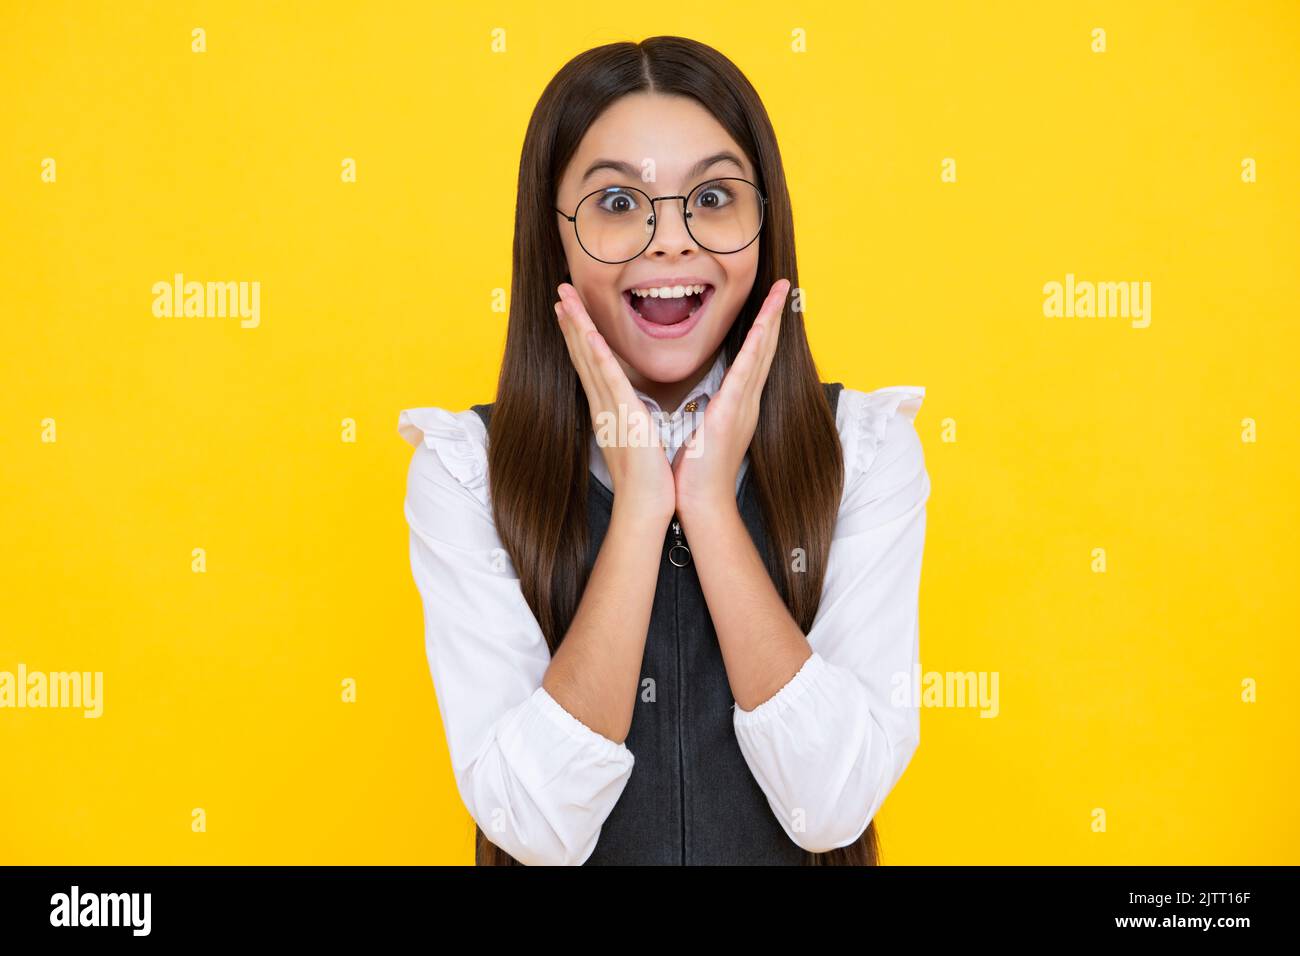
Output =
[{"x1": 555, "y1": 177, "x2": 768, "y2": 264}]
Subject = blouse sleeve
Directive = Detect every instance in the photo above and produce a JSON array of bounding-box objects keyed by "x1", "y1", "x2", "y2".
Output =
[
  {"x1": 398, "y1": 406, "x2": 635, "y2": 865},
  {"x1": 731, "y1": 386, "x2": 929, "y2": 852}
]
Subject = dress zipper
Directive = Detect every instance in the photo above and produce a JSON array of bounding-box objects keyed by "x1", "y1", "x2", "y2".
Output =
[
  {"x1": 667, "y1": 517, "x2": 691, "y2": 567},
  {"x1": 668, "y1": 515, "x2": 689, "y2": 862}
]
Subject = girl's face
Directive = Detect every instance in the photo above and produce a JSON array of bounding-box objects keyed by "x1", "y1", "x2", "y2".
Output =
[{"x1": 555, "y1": 92, "x2": 761, "y2": 406}]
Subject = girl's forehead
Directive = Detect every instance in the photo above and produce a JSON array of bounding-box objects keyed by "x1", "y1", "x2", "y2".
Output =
[{"x1": 571, "y1": 94, "x2": 750, "y2": 173}]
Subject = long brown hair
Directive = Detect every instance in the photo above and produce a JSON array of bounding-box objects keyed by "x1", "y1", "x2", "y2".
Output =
[{"x1": 477, "y1": 36, "x2": 879, "y2": 866}]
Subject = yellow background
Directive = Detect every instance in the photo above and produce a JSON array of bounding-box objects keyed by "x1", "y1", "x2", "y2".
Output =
[{"x1": 2, "y1": 1, "x2": 1297, "y2": 864}]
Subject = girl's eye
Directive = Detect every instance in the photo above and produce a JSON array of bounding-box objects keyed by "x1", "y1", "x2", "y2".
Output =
[
  {"x1": 693, "y1": 181, "x2": 736, "y2": 210},
  {"x1": 593, "y1": 188, "x2": 642, "y2": 215}
]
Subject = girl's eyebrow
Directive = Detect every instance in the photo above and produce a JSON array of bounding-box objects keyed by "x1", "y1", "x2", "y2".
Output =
[{"x1": 579, "y1": 150, "x2": 747, "y2": 186}]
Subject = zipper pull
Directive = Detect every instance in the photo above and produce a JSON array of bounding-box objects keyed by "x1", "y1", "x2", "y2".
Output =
[{"x1": 667, "y1": 518, "x2": 692, "y2": 567}]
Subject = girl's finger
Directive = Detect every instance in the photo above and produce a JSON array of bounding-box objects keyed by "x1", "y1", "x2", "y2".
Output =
[
  {"x1": 721, "y1": 278, "x2": 788, "y2": 406},
  {"x1": 556, "y1": 285, "x2": 603, "y2": 389},
  {"x1": 555, "y1": 298, "x2": 603, "y2": 408},
  {"x1": 559, "y1": 284, "x2": 635, "y2": 402},
  {"x1": 718, "y1": 316, "x2": 762, "y2": 403},
  {"x1": 753, "y1": 279, "x2": 789, "y2": 390},
  {"x1": 557, "y1": 283, "x2": 599, "y2": 336}
]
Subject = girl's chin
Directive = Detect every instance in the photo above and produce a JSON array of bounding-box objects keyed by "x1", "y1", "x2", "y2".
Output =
[{"x1": 622, "y1": 348, "x2": 718, "y2": 386}]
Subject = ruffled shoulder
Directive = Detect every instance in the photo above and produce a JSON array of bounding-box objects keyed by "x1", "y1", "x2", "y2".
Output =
[
  {"x1": 397, "y1": 406, "x2": 489, "y2": 506},
  {"x1": 836, "y1": 385, "x2": 925, "y2": 480}
]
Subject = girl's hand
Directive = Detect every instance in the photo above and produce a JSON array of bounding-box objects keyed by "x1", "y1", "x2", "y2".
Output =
[
  {"x1": 555, "y1": 283, "x2": 677, "y2": 526},
  {"x1": 671, "y1": 278, "x2": 790, "y2": 522}
]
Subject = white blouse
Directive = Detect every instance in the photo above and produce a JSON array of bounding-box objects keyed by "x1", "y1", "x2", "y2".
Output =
[{"x1": 398, "y1": 355, "x2": 930, "y2": 865}]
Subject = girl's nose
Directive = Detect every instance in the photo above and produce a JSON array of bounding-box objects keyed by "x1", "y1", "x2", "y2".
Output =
[{"x1": 646, "y1": 199, "x2": 696, "y2": 254}]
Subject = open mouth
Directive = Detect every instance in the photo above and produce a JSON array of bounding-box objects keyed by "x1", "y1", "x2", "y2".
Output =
[{"x1": 622, "y1": 283, "x2": 715, "y2": 327}]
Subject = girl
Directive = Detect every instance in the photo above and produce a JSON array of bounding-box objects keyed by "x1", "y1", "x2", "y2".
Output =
[{"x1": 399, "y1": 36, "x2": 930, "y2": 865}]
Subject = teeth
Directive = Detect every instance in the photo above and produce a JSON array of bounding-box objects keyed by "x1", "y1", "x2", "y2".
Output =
[{"x1": 630, "y1": 283, "x2": 708, "y2": 298}]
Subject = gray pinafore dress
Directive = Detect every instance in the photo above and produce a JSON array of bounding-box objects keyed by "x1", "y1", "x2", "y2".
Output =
[{"x1": 470, "y1": 381, "x2": 844, "y2": 864}]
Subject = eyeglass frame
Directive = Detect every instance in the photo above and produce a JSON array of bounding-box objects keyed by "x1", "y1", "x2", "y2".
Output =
[{"x1": 554, "y1": 176, "x2": 769, "y2": 264}]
